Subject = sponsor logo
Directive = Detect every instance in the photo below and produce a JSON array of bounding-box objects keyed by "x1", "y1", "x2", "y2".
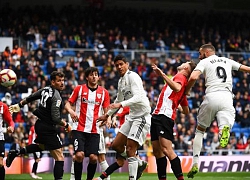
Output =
[
  {"x1": 56, "y1": 100, "x2": 61, "y2": 107},
  {"x1": 147, "y1": 156, "x2": 250, "y2": 173},
  {"x1": 82, "y1": 98, "x2": 100, "y2": 105}
]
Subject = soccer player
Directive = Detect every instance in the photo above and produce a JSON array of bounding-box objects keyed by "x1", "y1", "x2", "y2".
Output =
[
  {"x1": 28, "y1": 116, "x2": 43, "y2": 179},
  {"x1": 150, "y1": 61, "x2": 196, "y2": 180},
  {"x1": 0, "y1": 101, "x2": 14, "y2": 180},
  {"x1": 186, "y1": 44, "x2": 250, "y2": 178},
  {"x1": 96, "y1": 54, "x2": 151, "y2": 180},
  {"x1": 7, "y1": 71, "x2": 71, "y2": 180},
  {"x1": 69, "y1": 123, "x2": 111, "y2": 180},
  {"x1": 93, "y1": 107, "x2": 131, "y2": 180},
  {"x1": 65, "y1": 67, "x2": 110, "y2": 180}
]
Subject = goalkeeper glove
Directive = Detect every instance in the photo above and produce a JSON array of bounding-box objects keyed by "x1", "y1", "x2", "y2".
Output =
[
  {"x1": 9, "y1": 104, "x2": 21, "y2": 114},
  {"x1": 64, "y1": 123, "x2": 72, "y2": 132}
]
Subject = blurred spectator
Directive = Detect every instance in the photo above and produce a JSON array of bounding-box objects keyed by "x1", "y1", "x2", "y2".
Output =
[{"x1": 1, "y1": 92, "x2": 12, "y2": 106}]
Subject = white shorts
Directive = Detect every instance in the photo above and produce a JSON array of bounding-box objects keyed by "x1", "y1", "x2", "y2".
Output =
[
  {"x1": 98, "y1": 128, "x2": 106, "y2": 154},
  {"x1": 197, "y1": 91, "x2": 235, "y2": 130},
  {"x1": 119, "y1": 113, "x2": 151, "y2": 146}
]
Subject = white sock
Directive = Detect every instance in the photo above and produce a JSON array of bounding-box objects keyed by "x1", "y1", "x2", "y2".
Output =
[
  {"x1": 70, "y1": 160, "x2": 75, "y2": 180},
  {"x1": 128, "y1": 157, "x2": 138, "y2": 180},
  {"x1": 193, "y1": 129, "x2": 204, "y2": 166},
  {"x1": 100, "y1": 160, "x2": 110, "y2": 180}
]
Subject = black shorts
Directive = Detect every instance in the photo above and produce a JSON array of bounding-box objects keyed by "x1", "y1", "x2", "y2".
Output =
[
  {"x1": 34, "y1": 119, "x2": 62, "y2": 150},
  {"x1": 0, "y1": 141, "x2": 4, "y2": 158},
  {"x1": 150, "y1": 114, "x2": 175, "y2": 142},
  {"x1": 72, "y1": 130, "x2": 100, "y2": 157}
]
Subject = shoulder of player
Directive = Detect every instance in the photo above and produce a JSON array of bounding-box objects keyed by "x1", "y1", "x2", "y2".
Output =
[
  {"x1": 126, "y1": 70, "x2": 141, "y2": 80},
  {"x1": 97, "y1": 85, "x2": 109, "y2": 92}
]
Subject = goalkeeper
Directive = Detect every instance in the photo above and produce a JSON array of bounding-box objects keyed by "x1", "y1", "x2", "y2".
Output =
[{"x1": 6, "y1": 71, "x2": 71, "y2": 180}]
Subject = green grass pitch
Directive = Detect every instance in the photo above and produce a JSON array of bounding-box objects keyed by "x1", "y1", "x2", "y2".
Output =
[{"x1": 5, "y1": 172, "x2": 250, "y2": 180}]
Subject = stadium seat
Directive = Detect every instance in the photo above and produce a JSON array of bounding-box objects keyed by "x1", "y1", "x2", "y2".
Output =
[
  {"x1": 241, "y1": 127, "x2": 250, "y2": 133},
  {"x1": 231, "y1": 127, "x2": 240, "y2": 133},
  {"x1": 56, "y1": 61, "x2": 66, "y2": 69},
  {"x1": 232, "y1": 123, "x2": 241, "y2": 128},
  {"x1": 188, "y1": 99, "x2": 193, "y2": 109},
  {"x1": 63, "y1": 50, "x2": 76, "y2": 56},
  {"x1": 97, "y1": 66, "x2": 104, "y2": 74},
  {"x1": 4, "y1": 143, "x2": 12, "y2": 151}
]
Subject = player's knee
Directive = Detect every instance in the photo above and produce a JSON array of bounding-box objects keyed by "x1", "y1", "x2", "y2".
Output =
[
  {"x1": 75, "y1": 152, "x2": 84, "y2": 162},
  {"x1": 152, "y1": 148, "x2": 163, "y2": 158},
  {"x1": 126, "y1": 146, "x2": 137, "y2": 157},
  {"x1": 89, "y1": 154, "x2": 98, "y2": 163},
  {"x1": 98, "y1": 154, "x2": 105, "y2": 162},
  {"x1": 116, "y1": 158, "x2": 125, "y2": 167},
  {"x1": 111, "y1": 143, "x2": 119, "y2": 151},
  {"x1": 56, "y1": 153, "x2": 64, "y2": 161}
]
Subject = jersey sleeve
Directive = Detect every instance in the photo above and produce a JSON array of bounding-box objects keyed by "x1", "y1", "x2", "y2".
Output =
[
  {"x1": 180, "y1": 96, "x2": 188, "y2": 107},
  {"x1": 2, "y1": 103, "x2": 15, "y2": 129},
  {"x1": 194, "y1": 60, "x2": 206, "y2": 73},
  {"x1": 102, "y1": 89, "x2": 110, "y2": 108},
  {"x1": 228, "y1": 58, "x2": 241, "y2": 71},
  {"x1": 173, "y1": 73, "x2": 186, "y2": 86},
  {"x1": 68, "y1": 85, "x2": 81, "y2": 104},
  {"x1": 26, "y1": 89, "x2": 43, "y2": 103}
]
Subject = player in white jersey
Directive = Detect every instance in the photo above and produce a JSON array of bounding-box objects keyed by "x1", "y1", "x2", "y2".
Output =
[
  {"x1": 186, "y1": 44, "x2": 250, "y2": 178},
  {"x1": 96, "y1": 55, "x2": 151, "y2": 180}
]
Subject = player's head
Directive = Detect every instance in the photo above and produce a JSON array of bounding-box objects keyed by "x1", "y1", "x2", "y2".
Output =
[
  {"x1": 84, "y1": 67, "x2": 100, "y2": 87},
  {"x1": 50, "y1": 71, "x2": 65, "y2": 91},
  {"x1": 177, "y1": 60, "x2": 196, "y2": 76},
  {"x1": 114, "y1": 54, "x2": 129, "y2": 76},
  {"x1": 199, "y1": 44, "x2": 216, "y2": 60}
]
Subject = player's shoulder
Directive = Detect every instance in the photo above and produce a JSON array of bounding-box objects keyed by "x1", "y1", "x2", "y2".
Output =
[
  {"x1": 127, "y1": 70, "x2": 141, "y2": 80},
  {"x1": 0, "y1": 101, "x2": 7, "y2": 108},
  {"x1": 98, "y1": 85, "x2": 109, "y2": 92}
]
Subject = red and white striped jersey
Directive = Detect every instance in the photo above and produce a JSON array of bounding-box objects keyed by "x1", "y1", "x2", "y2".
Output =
[
  {"x1": 28, "y1": 125, "x2": 36, "y2": 144},
  {"x1": 116, "y1": 106, "x2": 130, "y2": 128},
  {"x1": 0, "y1": 101, "x2": 15, "y2": 140},
  {"x1": 68, "y1": 84, "x2": 110, "y2": 134},
  {"x1": 152, "y1": 73, "x2": 188, "y2": 120}
]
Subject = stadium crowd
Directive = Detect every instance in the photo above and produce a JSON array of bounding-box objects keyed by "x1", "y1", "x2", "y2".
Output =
[{"x1": 1, "y1": 4, "x2": 250, "y2": 158}]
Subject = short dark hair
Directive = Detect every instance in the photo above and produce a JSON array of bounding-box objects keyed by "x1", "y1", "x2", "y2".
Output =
[
  {"x1": 84, "y1": 67, "x2": 99, "y2": 80},
  {"x1": 50, "y1": 71, "x2": 65, "y2": 81},
  {"x1": 187, "y1": 60, "x2": 197, "y2": 72},
  {"x1": 200, "y1": 44, "x2": 215, "y2": 52},
  {"x1": 114, "y1": 54, "x2": 127, "y2": 63}
]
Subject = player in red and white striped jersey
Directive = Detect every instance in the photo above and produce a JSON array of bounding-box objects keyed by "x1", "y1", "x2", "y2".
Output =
[
  {"x1": 151, "y1": 61, "x2": 196, "y2": 180},
  {"x1": 65, "y1": 67, "x2": 110, "y2": 180},
  {"x1": 0, "y1": 101, "x2": 14, "y2": 180}
]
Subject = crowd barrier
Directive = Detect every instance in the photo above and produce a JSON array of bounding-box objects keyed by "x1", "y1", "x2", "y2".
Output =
[{"x1": 5, "y1": 155, "x2": 250, "y2": 174}]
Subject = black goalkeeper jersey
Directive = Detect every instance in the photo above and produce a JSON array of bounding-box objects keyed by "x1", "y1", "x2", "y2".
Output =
[{"x1": 26, "y1": 86, "x2": 63, "y2": 125}]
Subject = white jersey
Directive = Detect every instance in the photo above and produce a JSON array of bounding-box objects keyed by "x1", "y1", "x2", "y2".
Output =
[
  {"x1": 107, "y1": 70, "x2": 151, "y2": 118},
  {"x1": 195, "y1": 55, "x2": 241, "y2": 94}
]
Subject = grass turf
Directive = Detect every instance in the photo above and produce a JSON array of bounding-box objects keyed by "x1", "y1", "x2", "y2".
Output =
[{"x1": 5, "y1": 172, "x2": 250, "y2": 180}]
